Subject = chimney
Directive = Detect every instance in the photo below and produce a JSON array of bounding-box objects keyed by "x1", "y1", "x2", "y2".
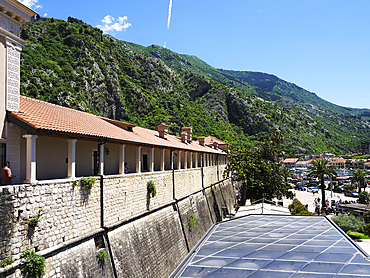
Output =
[
  {"x1": 213, "y1": 141, "x2": 219, "y2": 149},
  {"x1": 181, "y1": 127, "x2": 192, "y2": 143},
  {"x1": 181, "y1": 131, "x2": 188, "y2": 144},
  {"x1": 157, "y1": 123, "x2": 168, "y2": 139},
  {"x1": 199, "y1": 136, "x2": 205, "y2": 146}
]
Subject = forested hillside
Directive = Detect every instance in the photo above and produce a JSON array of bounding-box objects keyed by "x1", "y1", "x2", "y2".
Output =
[{"x1": 19, "y1": 17, "x2": 370, "y2": 155}]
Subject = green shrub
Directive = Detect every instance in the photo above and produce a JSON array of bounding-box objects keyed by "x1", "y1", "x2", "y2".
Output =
[
  {"x1": 29, "y1": 208, "x2": 43, "y2": 228},
  {"x1": 188, "y1": 213, "x2": 198, "y2": 228},
  {"x1": 362, "y1": 223, "x2": 370, "y2": 237},
  {"x1": 20, "y1": 250, "x2": 45, "y2": 278},
  {"x1": 29, "y1": 217, "x2": 41, "y2": 228},
  {"x1": 288, "y1": 199, "x2": 312, "y2": 215},
  {"x1": 331, "y1": 214, "x2": 365, "y2": 233},
  {"x1": 359, "y1": 191, "x2": 370, "y2": 205},
  {"x1": 147, "y1": 180, "x2": 156, "y2": 198},
  {"x1": 80, "y1": 176, "x2": 96, "y2": 189},
  {"x1": 347, "y1": 230, "x2": 370, "y2": 240},
  {"x1": 1, "y1": 258, "x2": 14, "y2": 268},
  {"x1": 96, "y1": 250, "x2": 110, "y2": 266},
  {"x1": 297, "y1": 210, "x2": 313, "y2": 216}
]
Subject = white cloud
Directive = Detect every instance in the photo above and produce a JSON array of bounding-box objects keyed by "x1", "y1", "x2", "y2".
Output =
[
  {"x1": 167, "y1": 0, "x2": 173, "y2": 29},
  {"x1": 19, "y1": 0, "x2": 42, "y2": 9},
  {"x1": 43, "y1": 13, "x2": 47, "y2": 17},
  {"x1": 164, "y1": 42, "x2": 166, "y2": 48},
  {"x1": 97, "y1": 15, "x2": 131, "y2": 33}
]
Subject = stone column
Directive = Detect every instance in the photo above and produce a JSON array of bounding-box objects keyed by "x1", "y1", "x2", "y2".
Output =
[
  {"x1": 136, "y1": 146, "x2": 142, "y2": 173},
  {"x1": 150, "y1": 147, "x2": 154, "y2": 172},
  {"x1": 119, "y1": 144, "x2": 125, "y2": 174},
  {"x1": 190, "y1": 152, "x2": 193, "y2": 168},
  {"x1": 67, "y1": 139, "x2": 77, "y2": 179},
  {"x1": 99, "y1": 143, "x2": 104, "y2": 175},
  {"x1": 160, "y1": 149, "x2": 165, "y2": 171},
  {"x1": 23, "y1": 134, "x2": 37, "y2": 183},
  {"x1": 195, "y1": 153, "x2": 198, "y2": 168},
  {"x1": 184, "y1": 151, "x2": 188, "y2": 169}
]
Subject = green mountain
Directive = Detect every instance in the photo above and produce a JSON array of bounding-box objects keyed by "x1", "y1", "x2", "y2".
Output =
[{"x1": 19, "y1": 17, "x2": 370, "y2": 155}]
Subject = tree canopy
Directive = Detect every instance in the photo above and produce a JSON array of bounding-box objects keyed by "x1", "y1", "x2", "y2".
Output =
[
  {"x1": 351, "y1": 169, "x2": 367, "y2": 193},
  {"x1": 223, "y1": 132, "x2": 293, "y2": 205},
  {"x1": 307, "y1": 158, "x2": 337, "y2": 210}
]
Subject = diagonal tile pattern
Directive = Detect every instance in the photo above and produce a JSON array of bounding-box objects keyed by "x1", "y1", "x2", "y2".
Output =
[{"x1": 171, "y1": 215, "x2": 370, "y2": 277}]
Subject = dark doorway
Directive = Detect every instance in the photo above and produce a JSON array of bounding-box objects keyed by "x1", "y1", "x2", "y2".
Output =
[
  {"x1": 93, "y1": 150, "x2": 99, "y2": 175},
  {"x1": 142, "y1": 154, "x2": 148, "y2": 171}
]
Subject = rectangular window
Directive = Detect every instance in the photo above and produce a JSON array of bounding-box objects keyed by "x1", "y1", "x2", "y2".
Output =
[{"x1": 0, "y1": 143, "x2": 5, "y2": 168}]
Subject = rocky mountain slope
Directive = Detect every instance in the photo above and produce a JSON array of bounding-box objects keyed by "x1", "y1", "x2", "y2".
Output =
[{"x1": 19, "y1": 17, "x2": 370, "y2": 155}]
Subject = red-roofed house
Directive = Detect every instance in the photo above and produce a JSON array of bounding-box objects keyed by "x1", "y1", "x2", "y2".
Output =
[{"x1": 283, "y1": 158, "x2": 299, "y2": 168}]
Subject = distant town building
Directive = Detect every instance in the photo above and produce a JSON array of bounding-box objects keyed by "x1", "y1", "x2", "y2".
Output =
[{"x1": 283, "y1": 158, "x2": 299, "y2": 168}]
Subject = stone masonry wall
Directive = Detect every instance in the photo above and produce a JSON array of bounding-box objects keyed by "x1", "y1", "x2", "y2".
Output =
[
  {"x1": 1, "y1": 236, "x2": 115, "y2": 278},
  {"x1": 0, "y1": 166, "x2": 234, "y2": 278},
  {"x1": 0, "y1": 180, "x2": 101, "y2": 261},
  {"x1": 177, "y1": 191, "x2": 213, "y2": 250},
  {"x1": 203, "y1": 166, "x2": 219, "y2": 187},
  {"x1": 108, "y1": 206, "x2": 188, "y2": 278},
  {"x1": 174, "y1": 168, "x2": 203, "y2": 200},
  {"x1": 103, "y1": 171, "x2": 173, "y2": 227}
]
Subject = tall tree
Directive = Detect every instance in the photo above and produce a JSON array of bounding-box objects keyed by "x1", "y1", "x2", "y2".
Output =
[
  {"x1": 351, "y1": 169, "x2": 366, "y2": 193},
  {"x1": 307, "y1": 159, "x2": 337, "y2": 210},
  {"x1": 223, "y1": 132, "x2": 293, "y2": 205}
]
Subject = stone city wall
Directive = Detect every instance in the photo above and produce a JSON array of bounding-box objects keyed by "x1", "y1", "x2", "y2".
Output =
[
  {"x1": 103, "y1": 171, "x2": 174, "y2": 227},
  {"x1": 0, "y1": 166, "x2": 235, "y2": 278},
  {"x1": 0, "y1": 181, "x2": 101, "y2": 262}
]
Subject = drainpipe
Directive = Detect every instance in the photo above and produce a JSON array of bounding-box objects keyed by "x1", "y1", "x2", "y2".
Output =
[
  {"x1": 216, "y1": 154, "x2": 219, "y2": 181},
  {"x1": 201, "y1": 153, "x2": 204, "y2": 189},
  {"x1": 171, "y1": 149, "x2": 176, "y2": 200}
]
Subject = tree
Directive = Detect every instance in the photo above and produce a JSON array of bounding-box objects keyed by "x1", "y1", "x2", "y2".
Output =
[
  {"x1": 307, "y1": 159, "x2": 337, "y2": 211},
  {"x1": 351, "y1": 169, "x2": 366, "y2": 193},
  {"x1": 223, "y1": 132, "x2": 293, "y2": 205},
  {"x1": 280, "y1": 166, "x2": 295, "y2": 183}
]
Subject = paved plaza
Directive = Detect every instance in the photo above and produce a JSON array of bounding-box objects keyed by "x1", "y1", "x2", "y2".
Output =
[{"x1": 283, "y1": 187, "x2": 370, "y2": 214}]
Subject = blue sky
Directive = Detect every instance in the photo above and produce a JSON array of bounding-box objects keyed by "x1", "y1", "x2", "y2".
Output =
[{"x1": 21, "y1": 0, "x2": 370, "y2": 109}]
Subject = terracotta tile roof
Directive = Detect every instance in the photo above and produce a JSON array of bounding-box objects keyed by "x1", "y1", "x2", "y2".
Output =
[
  {"x1": 332, "y1": 159, "x2": 346, "y2": 163},
  {"x1": 283, "y1": 158, "x2": 299, "y2": 164},
  {"x1": 10, "y1": 96, "x2": 225, "y2": 154},
  {"x1": 204, "y1": 136, "x2": 231, "y2": 147}
]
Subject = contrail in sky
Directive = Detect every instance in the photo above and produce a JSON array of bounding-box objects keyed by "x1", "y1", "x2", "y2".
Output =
[{"x1": 167, "y1": 0, "x2": 173, "y2": 29}]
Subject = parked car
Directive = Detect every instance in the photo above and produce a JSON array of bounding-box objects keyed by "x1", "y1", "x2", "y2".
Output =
[
  {"x1": 307, "y1": 186, "x2": 319, "y2": 193},
  {"x1": 333, "y1": 187, "x2": 346, "y2": 193},
  {"x1": 295, "y1": 184, "x2": 306, "y2": 191},
  {"x1": 344, "y1": 191, "x2": 358, "y2": 197}
]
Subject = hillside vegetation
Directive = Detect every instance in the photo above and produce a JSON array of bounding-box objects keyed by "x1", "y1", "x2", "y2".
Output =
[{"x1": 19, "y1": 17, "x2": 370, "y2": 155}]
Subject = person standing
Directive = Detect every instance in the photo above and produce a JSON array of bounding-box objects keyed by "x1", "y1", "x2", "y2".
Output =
[
  {"x1": 1, "y1": 161, "x2": 15, "y2": 185},
  {"x1": 124, "y1": 162, "x2": 130, "y2": 174}
]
